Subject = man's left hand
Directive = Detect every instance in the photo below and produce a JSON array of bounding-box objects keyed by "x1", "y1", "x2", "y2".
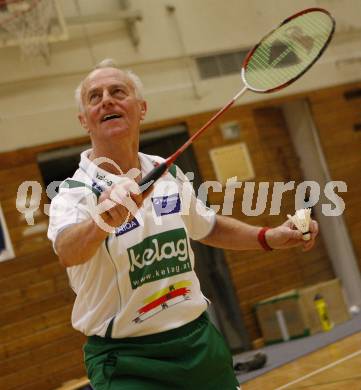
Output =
[{"x1": 265, "y1": 219, "x2": 319, "y2": 252}]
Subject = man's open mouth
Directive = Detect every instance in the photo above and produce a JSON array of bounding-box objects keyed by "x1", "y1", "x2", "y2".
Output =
[{"x1": 101, "y1": 113, "x2": 122, "y2": 122}]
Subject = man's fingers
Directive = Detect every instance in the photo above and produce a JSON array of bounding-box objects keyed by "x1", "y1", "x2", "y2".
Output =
[
  {"x1": 309, "y1": 220, "x2": 319, "y2": 239},
  {"x1": 96, "y1": 197, "x2": 116, "y2": 214},
  {"x1": 141, "y1": 184, "x2": 154, "y2": 199},
  {"x1": 132, "y1": 193, "x2": 143, "y2": 208},
  {"x1": 121, "y1": 195, "x2": 140, "y2": 217},
  {"x1": 106, "y1": 206, "x2": 127, "y2": 222},
  {"x1": 301, "y1": 220, "x2": 318, "y2": 251},
  {"x1": 96, "y1": 182, "x2": 139, "y2": 229},
  {"x1": 108, "y1": 183, "x2": 139, "y2": 211},
  {"x1": 289, "y1": 228, "x2": 303, "y2": 241},
  {"x1": 110, "y1": 183, "x2": 129, "y2": 203}
]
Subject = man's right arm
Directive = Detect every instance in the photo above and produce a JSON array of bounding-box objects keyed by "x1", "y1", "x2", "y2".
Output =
[
  {"x1": 55, "y1": 219, "x2": 108, "y2": 267},
  {"x1": 53, "y1": 181, "x2": 143, "y2": 267}
]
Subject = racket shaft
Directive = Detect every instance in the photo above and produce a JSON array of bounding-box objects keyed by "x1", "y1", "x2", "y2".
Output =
[
  {"x1": 168, "y1": 86, "x2": 248, "y2": 165},
  {"x1": 139, "y1": 161, "x2": 168, "y2": 192},
  {"x1": 138, "y1": 87, "x2": 248, "y2": 192}
]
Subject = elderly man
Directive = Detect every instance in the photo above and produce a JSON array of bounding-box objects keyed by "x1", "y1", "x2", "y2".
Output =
[{"x1": 48, "y1": 59, "x2": 318, "y2": 390}]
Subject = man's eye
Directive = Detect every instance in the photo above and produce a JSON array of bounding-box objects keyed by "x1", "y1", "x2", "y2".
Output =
[
  {"x1": 89, "y1": 93, "x2": 101, "y2": 103},
  {"x1": 113, "y1": 88, "x2": 127, "y2": 97}
]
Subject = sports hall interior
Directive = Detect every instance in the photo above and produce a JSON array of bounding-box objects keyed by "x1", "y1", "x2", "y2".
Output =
[{"x1": 0, "y1": 1, "x2": 361, "y2": 389}]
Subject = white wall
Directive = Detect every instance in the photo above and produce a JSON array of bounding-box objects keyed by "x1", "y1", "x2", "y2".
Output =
[{"x1": 1, "y1": 0, "x2": 361, "y2": 152}]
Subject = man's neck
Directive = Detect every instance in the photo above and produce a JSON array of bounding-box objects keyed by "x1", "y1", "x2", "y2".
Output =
[{"x1": 89, "y1": 142, "x2": 141, "y2": 176}]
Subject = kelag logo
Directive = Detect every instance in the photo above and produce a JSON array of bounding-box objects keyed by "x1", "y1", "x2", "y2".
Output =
[{"x1": 127, "y1": 228, "x2": 192, "y2": 289}]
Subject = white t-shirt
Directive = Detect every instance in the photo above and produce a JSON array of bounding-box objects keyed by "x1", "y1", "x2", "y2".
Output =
[{"x1": 48, "y1": 150, "x2": 216, "y2": 338}]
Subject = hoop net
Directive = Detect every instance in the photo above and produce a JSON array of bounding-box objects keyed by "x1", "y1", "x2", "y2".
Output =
[{"x1": 0, "y1": 0, "x2": 54, "y2": 58}]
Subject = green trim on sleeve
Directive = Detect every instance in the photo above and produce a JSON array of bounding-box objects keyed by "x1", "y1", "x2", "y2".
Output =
[{"x1": 61, "y1": 179, "x2": 101, "y2": 198}]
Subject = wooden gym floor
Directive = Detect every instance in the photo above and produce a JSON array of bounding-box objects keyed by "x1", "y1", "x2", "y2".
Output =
[{"x1": 243, "y1": 331, "x2": 361, "y2": 390}]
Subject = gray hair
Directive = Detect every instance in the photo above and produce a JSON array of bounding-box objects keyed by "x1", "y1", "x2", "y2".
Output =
[{"x1": 75, "y1": 58, "x2": 144, "y2": 112}]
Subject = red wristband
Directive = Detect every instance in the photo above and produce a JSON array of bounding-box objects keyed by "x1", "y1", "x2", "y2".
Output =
[{"x1": 258, "y1": 227, "x2": 273, "y2": 251}]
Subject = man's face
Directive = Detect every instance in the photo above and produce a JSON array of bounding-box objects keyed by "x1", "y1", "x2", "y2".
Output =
[{"x1": 78, "y1": 68, "x2": 146, "y2": 142}]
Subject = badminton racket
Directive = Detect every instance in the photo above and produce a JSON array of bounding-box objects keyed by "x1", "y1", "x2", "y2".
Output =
[{"x1": 139, "y1": 7, "x2": 335, "y2": 190}]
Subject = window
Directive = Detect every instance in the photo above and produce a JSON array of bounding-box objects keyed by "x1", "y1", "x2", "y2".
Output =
[{"x1": 195, "y1": 49, "x2": 249, "y2": 80}]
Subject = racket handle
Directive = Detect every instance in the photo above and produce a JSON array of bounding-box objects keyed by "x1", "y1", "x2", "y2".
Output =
[{"x1": 139, "y1": 162, "x2": 168, "y2": 193}]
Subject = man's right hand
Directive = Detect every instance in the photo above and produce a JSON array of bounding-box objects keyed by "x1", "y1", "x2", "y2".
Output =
[{"x1": 97, "y1": 178, "x2": 143, "y2": 231}]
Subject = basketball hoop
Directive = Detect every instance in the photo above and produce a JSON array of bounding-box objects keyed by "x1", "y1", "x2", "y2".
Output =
[{"x1": 0, "y1": 0, "x2": 54, "y2": 59}]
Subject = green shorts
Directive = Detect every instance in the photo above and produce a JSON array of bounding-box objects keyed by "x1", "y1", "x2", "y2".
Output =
[{"x1": 84, "y1": 312, "x2": 239, "y2": 390}]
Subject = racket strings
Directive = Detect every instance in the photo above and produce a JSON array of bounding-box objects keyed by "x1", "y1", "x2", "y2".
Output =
[
  {"x1": 248, "y1": 32, "x2": 326, "y2": 87},
  {"x1": 244, "y1": 11, "x2": 334, "y2": 91},
  {"x1": 246, "y1": 25, "x2": 331, "y2": 88}
]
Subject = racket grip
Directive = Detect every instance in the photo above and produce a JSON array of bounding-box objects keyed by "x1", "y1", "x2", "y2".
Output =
[{"x1": 139, "y1": 162, "x2": 168, "y2": 193}]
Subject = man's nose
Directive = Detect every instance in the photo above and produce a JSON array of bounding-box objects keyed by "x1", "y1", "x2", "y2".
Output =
[{"x1": 102, "y1": 90, "x2": 113, "y2": 105}]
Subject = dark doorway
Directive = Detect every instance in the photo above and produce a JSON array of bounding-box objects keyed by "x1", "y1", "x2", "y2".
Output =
[{"x1": 140, "y1": 124, "x2": 250, "y2": 352}]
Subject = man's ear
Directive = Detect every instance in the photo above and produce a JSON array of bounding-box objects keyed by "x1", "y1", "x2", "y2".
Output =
[
  {"x1": 140, "y1": 101, "x2": 147, "y2": 121},
  {"x1": 78, "y1": 112, "x2": 89, "y2": 133}
]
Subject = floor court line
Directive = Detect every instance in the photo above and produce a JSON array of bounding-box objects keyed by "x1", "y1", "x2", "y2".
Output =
[
  {"x1": 290, "y1": 374, "x2": 361, "y2": 389},
  {"x1": 274, "y1": 348, "x2": 361, "y2": 390}
]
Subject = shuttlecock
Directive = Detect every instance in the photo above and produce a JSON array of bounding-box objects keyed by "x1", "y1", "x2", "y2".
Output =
[{"x1": 287, "y1": 208, "x2": 312, "y2": 241}]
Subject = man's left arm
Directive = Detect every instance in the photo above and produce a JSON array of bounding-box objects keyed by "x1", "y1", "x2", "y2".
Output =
[{"x1": 199, "y1": 215, "x2": 318, "y2": 252}]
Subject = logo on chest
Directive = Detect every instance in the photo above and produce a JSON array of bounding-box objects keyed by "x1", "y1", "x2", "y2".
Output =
[
  {"x1": 152, "y1": 193, "x2": 181, "y2": 216},
  {"x1": 127, "y1": 228, "x2": 192, "y2": 289}
]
